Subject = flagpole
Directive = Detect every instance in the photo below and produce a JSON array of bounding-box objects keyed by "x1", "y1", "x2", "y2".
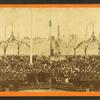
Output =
[
  {"x1": 4, "y1": 26, "x2": 7, "y2": 56},
  {"x1": 49, "y1": 20, "x2": 52, "y2": 59},
  {"x1": 29, "y1": 8, "x2": 33, "y2": 65},
  {"x1": 49, "y1": 19, "x2": 53, "y2": 90}
]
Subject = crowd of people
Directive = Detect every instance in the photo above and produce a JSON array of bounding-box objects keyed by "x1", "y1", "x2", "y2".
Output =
[
  {"x1": 52, "y1": 55, "x2": 100, "y2": 87},
  {"x1": 0, "y1": 55, "x2": 99, "y2": 90}
]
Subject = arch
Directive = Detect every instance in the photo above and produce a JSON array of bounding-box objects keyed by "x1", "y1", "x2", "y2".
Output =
[
  {"x1": 86, "y1": 41, "x2": 99, "y2": 55},
  {"x1": 19, "y1": 42, "x2": 30, "y2": 55},
  {"x1": 76, "y1": 33, "x2": 100, "y2": 56},
  {"x1": 0, "y1": 32, "x2": 30, "y2": 55}
]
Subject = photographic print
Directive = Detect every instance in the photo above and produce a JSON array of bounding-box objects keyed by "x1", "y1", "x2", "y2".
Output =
[{"x1": 0, "y1": 4, "x2": 100, "y2": 96}]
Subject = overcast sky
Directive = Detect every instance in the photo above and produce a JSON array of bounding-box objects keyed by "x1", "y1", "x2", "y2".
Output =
[{"x1": 0, "y1": 8, "x2": 100, "y2": 41}]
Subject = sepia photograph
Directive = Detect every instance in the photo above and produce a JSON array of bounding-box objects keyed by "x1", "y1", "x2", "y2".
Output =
[{"x1": 0, "y1": 7, "x2": 100, "y2": 92}]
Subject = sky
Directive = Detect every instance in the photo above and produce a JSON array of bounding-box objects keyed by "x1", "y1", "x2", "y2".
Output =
[{"x1": 0, "y1": 8, "x2": 100, "y2": 42}]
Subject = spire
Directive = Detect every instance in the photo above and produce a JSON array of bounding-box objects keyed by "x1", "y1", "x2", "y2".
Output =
[
  {"x1": 7, "y1": 23, "x2": 15, "y2": 42},
  {"x1": 89, "y1": 23, "x2": 96, "y2": 41},
  {"x1": 11, "y1": 23, "x2": 15, "y2": 41}
]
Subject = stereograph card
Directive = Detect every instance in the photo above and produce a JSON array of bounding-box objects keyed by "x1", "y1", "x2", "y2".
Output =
[{"x1": 0, "y1": 2, "x2": 99, "y2": 97}]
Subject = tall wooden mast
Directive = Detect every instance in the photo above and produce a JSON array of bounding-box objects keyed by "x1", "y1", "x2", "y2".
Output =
[
  {"x1": 29, "y1": 8, "x2": 33, "y2": 65},
  {"x1": 49, "y1": 20, "x2": 52, "y2": 57}
]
